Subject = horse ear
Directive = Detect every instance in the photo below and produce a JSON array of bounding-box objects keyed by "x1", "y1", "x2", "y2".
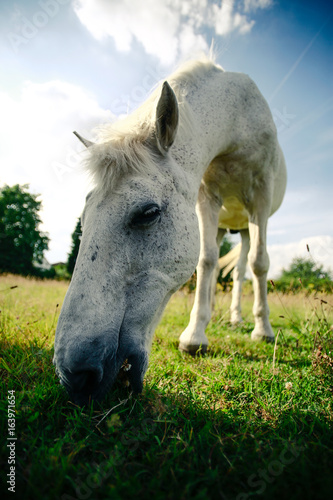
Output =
[
  {"x1": 155, "y1": 81, "x2": 179, "y2": 155},
  {"x1": 73, "y1": 131, "x2": 94, "y2": 148}
]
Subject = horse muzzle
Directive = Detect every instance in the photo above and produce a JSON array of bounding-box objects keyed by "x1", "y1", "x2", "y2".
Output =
[{"x1": 53, "y1": 339, "x2": 149, "y2": 406}]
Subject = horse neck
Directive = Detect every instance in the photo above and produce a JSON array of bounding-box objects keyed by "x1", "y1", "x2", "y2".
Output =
[{"x1": 171, "y1": 96, "x2": 222, "y2": 201}]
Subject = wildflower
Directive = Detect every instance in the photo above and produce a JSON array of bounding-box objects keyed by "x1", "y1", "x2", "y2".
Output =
[
  {"x1": 285, "y1": 381, "x2": 293, "y2": 390},
  {"x1": 117, "y1": 359, "x2": 132, "y2": 387},
  {"x1": 122, "y1": 361, "x2": 132, "y2": 372}
]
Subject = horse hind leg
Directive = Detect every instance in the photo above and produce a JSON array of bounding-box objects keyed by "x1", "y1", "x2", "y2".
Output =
[
  {"x1": 179, "y1": 192, "x2": 221, "y2": 355},
  {"x1": 210, "y1": 228, "x2": 226, "y2": 311},
  {"x1": 230, "y1": 229, "x2": 250, "y2": 325}
]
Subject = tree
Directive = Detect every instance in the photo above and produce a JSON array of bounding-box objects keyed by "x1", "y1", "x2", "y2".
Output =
[
  {"x1": 67, "y1": 218, "x2": 81, "y2": 275},
  {"x1": 281, "y1": 257, "x2": 331, "y2": 281},
  {"x1": 272, "y1": 257, "x2": 332, "y2": 293},
  {"x1": 0, "y1": 184, "x2": 50, "y2": 276}
]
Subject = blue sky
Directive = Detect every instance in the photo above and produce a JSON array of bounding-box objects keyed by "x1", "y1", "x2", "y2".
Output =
[{"x1": 0, "y1": 0, "x2": 332, "y2": 277}]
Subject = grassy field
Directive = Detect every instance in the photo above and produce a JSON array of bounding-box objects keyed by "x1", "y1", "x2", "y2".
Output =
[{"x1": 1, "y1": 274, "x2": 332, "y2": 500}]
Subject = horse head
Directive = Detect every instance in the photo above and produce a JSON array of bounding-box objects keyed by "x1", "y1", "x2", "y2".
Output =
[{"x1": 53, "y1": 82, "x2": 200, "y2": 405}]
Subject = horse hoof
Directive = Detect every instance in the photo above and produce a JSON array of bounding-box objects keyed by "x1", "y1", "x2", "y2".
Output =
[
  {"x1": 178, "y1": 342, "x2": 208, "y2": 356},
  {"x1": 251, "y1": 332, "x2": 275, "y2": 343},
  {"x1": 230, "y1": 314, "x2": 243, "y2": 325}
]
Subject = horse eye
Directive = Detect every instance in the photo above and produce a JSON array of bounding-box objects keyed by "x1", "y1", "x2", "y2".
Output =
[{"x1": 131, "y1": 204, "x2": 161, "y2": 227}]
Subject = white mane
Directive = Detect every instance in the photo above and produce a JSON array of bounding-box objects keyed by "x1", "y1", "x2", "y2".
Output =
[{"x1": 84, "y1": 57, "x2": 222, "y2": 191}]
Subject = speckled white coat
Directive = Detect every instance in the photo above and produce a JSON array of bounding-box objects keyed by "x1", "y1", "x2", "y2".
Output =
[{"x1": 53, "y1": 59, "x2": 287, "y2": 405}]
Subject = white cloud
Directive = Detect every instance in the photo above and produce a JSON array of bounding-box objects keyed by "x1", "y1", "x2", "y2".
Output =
[
  {"x1": 178, "y1": 23, "x2": 209, "y2": 57},
  {"x1": 73, "y1": 0, "x2": 272, "y2": 66},
  {"x1": 0, "y1": 80, "x2": 114, "y2": 263},
  {"x1": 74, "y1": 0, "x2": 181, "y2": 66},
  {"x1": 211, "y1": 0, "x2": 254, "y2": 36},
  {"x1": 268, "y1": 236, "x2": 333, "y2": 279},
  {"x1": 243, "y1": 0, "x2": 273, "y2": 13}
]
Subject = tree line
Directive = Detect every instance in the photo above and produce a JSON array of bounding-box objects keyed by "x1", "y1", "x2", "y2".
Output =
[{"x1": 0, "y1": 184, "x2": 332, "y2": 292}]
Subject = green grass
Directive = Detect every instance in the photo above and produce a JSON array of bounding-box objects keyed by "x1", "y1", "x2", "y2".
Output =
[{"x1": 1, "y1": 275, "x2": 332, "y2": 500}]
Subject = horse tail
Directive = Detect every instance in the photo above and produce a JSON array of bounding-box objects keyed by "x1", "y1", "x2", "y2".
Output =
[{"x1": 218, "y1": 243, "x2": 241, "y2": 278}]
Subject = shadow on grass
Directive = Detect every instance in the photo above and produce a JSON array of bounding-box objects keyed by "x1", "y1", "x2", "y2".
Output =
[{"x1": 1, "y1": 336, "x2": 332, "y2": 500}]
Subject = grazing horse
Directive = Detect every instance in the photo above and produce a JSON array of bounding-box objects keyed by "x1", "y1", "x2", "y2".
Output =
[{"x1": 53, "y1": 58, "x2": 287, "y2": 405}]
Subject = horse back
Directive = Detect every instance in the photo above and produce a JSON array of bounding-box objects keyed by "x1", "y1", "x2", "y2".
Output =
[{"x1": 183, "y1": 64, "x2": 287, "y2": 227}]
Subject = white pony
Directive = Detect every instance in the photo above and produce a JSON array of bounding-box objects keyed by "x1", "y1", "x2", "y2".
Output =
[{"x1": 53, "y1": 58, "x2": 286, "y2": 405}]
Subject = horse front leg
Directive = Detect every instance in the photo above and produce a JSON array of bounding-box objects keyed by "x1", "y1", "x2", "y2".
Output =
[
  {"x1": 179, "y1": 194, "x2": 221, "y2": 354},
  {"x1": 248, "y1": 208, "x2": 274, "y2": 341}
]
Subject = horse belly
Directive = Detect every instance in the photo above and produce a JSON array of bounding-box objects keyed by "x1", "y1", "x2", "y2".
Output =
[{"x1": 218, "y1": 196, "x2": 249, "y2": 230}]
